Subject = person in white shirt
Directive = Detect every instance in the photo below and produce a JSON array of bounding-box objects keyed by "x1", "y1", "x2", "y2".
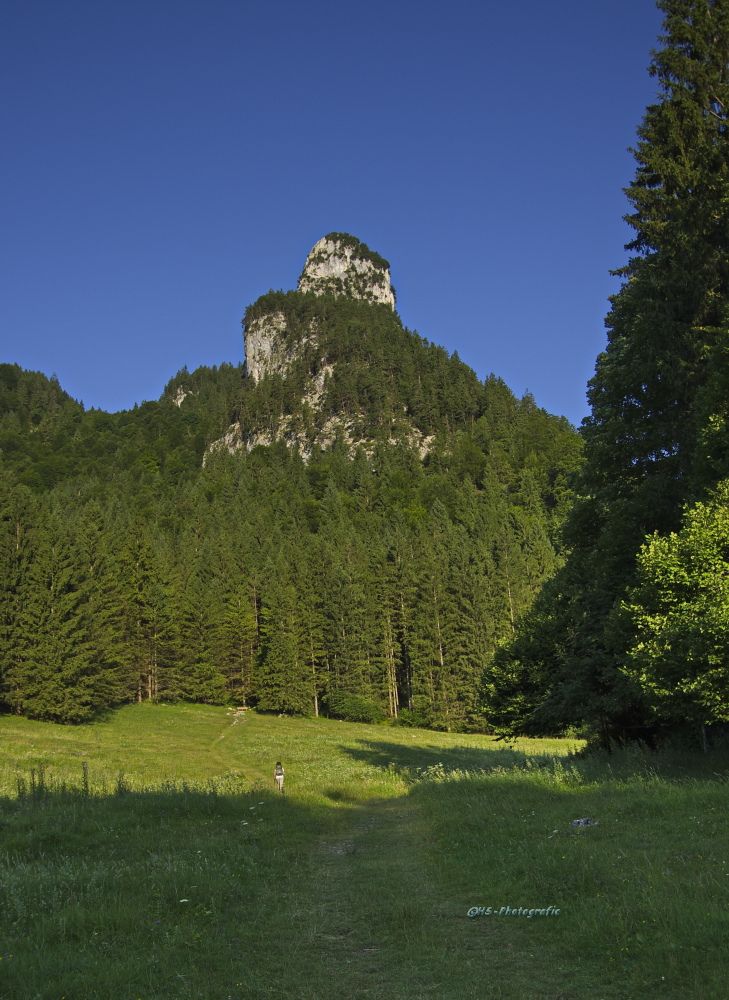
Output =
[{"x1": 274, "y1": 761, "x2": 284, "y2": 793}]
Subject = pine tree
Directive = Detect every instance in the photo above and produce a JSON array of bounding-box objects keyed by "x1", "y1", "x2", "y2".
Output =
[
  {"x1": 219, "y1": 583, "x2": 259, "y2": 704},
  {"x1": 76, "y1": 499, "x2": 134, "y2": 705},
  {"x1": 255, "y1": 573, "x2": 312, "y2": 715},
  {"x1": 177, "y1": 556, "x2": 227, "y2": 704},
  {"x1": 0, "y1": 479, "x2": 36, "y2": 712},
  {"x1": 117, "y1": 523, "x2": 178, "y2": 703}
]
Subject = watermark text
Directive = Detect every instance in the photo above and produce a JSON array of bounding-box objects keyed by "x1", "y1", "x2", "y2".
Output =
[{"x1": 467, "y1": 905, "x2": 561, "y2": 918}]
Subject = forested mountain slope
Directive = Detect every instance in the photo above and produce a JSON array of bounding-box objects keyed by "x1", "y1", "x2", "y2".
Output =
[
  {"x1": 0, "y1": 235, "x2": 580, "y2": 728},
  {"x1": 0, "y1": 361, "x2": 244, "y2": 488}
]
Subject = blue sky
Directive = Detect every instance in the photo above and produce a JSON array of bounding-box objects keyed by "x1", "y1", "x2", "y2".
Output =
[{"x1": 1, "y1": 0, "x2": 662, "y2": 427}]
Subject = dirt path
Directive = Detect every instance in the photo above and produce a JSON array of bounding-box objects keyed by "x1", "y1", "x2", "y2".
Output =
[{"x1": 277, "y1": 795, "x2": 516, "y2": 1000}]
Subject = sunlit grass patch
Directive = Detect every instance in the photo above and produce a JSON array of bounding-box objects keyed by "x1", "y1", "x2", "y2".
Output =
[{"x1": 0, "y1": 702, "x2": 580, "y2": 797}]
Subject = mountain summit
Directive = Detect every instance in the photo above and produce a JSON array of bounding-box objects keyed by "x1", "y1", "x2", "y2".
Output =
[
  {"x1": 212, "y1": 232, "x2": 454, "y2": 459},
  {"x1": 243, "y1": 233, "x2": 393, "y2": 386},
  {"x1": 297, "y1": 233, "x2": 395, "y2": 307},
  {"x1": 199, "y1": 233, "x2": 571, "y2": 470}
]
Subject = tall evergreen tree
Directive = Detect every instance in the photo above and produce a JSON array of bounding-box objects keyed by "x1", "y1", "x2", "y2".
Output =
[
  {"x1": 219, "y1": 582, "x2": 259, "y2": 704},
  {"x1": 490, "y1": 0, "x2": 729, "y2": 741},
  {"x1": 0, "y1": 479, "x2": 36, "y2": 712},
  {"x1": 256, "y1": 572, "x2": 312, "y2": 715},
  {"x1": 117, "y1": 523, "x2": 178, "y2": 703},
  {"x1": 7, "y1": 510, "x2": 107, "y2": 722}
]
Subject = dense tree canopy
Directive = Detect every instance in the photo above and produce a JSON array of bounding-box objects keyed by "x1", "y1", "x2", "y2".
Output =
[{"x1": 624, "y1": 480, "x2": 729, "y2": 727}]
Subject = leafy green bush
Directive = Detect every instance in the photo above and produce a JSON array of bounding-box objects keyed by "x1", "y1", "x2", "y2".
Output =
[
  {"x1": 392, "y1": 708, "x2": 429, "y2": 728},
  {"x1": 328, "y1": 693, "x2": 385, "y2": 724}
]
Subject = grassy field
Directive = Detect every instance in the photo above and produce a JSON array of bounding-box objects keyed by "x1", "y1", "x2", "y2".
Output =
[{"x1": 0, "y1": 704, "x2": 727, "y2": 1000}]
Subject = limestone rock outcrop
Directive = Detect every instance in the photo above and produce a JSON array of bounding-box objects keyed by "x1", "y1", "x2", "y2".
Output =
[
  {"x1": 297, "y1": 233, "x2": 395, "y2": 307},
  {"x1": 242, "y1": 234, "x2": 392, "y2": 384},
  {"x1": 243, "y1": 312, "x2": 291, "y2": 383},
  {"x1": 206, "y1": 233, "x2": 422, "y2": 464}
]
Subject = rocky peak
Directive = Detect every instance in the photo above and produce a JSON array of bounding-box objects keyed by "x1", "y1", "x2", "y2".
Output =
[
  {"x1": 212, "y1": 232, "x2": 413, "y2": 464},
  {"x1": 297, "y1": 233, "x2": 395, "y2": 307},
  {"x1": 243, "y1": 234, "x2": 394, "y2": 383}
]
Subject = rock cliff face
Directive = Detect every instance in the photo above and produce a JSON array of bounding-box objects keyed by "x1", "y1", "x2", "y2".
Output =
[
  {"x1": 206, "y1": 233, "x2": 427, "y2": 464},
  {"x1": 243, "y1": 312, "x2": 292, "y2": 383},
  {"x1": 242, "y1": 233, "x2": 392, "y2": 384},
  {"x1": 297, "y1": 233, "x2": 395, "y2": 308}
]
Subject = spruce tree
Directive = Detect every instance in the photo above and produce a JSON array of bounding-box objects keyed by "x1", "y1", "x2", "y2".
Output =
[
  {"x1": 9, "y1": 511, "x2": 101, "y2": 722},
  {"x1": 117, "y1": 523, "x2": 177, "y2": 703},
  {"x1": 0, "y1": 479, "x2": 35, "y2": 712},
  {"x1": 219, "y1": 583, "x2": 259, "y2": 704},
  {"x1": 490, "y1": 0, "x2": 729, "y2": 741},
  {"x1": 256, "y1": 574, "x2": 312, "y2": 715}
]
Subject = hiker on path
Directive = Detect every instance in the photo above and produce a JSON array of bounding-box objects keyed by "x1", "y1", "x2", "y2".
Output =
[{"x1": 274, "y1": 761, "x2": 285, "y2": 793}]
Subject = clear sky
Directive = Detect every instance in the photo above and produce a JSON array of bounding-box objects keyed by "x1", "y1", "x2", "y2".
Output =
[{"x1": 1, "y1": 0, "x2": 663, "y2": 427}]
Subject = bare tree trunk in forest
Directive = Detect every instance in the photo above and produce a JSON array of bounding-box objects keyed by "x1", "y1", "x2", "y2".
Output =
[
  {"x1": 399, "y1": 592, "x2": 413, "y2": 710},
  {"x1": 385, "y1": 616, "x2": 399, "y2": 718},
  {"x1": 311, "y1": 637, "x2": 319, "y2": 717},
  {"x1": 251, "y1": 581, "x2": 259, "y2": 633},
  {"x1": 434, "y1": 604, "x2": 449, "y2": 731},
  {"x1": 151, "y1": 632, "x2": 158, "y2": 701}
]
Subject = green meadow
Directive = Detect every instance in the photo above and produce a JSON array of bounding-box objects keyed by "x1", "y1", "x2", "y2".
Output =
[{"x1": 0, "y1": 705, "x2": 727, "y2": 1000}]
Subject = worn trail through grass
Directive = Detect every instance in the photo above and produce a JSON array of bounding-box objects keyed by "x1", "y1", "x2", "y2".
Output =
[
  {"x1": 267, "y1": 793, "x2": 574, "y2": 1000},
  {"x1": 299, "y1": 797, "x2": 447, "y2": 996}
]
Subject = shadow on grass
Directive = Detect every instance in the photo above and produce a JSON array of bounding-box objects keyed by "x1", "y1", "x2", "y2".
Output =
[
  {"x1": 322, "y1": 787, "x2": 367, "y2": 803},
  {"x1": 3, "y1": 756, "x2": 728, "y2": 999},
  {"x1": 341, "y1": 739, "x2": 551, "y2": 776},
  {"x1": 0, "y1": 770, "x2": 370, "y2": 876},
  {"x1": 0, "y1": 778, "x2": 413, "y2": 1000},
  {"x1": 341, "y1": 738, "x2": 729, "y2": 784}
]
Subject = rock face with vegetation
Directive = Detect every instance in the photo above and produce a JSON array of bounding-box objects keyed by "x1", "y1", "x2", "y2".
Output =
[
  {"x1": 242, "y1": 311, "x2": 291, "y2": 383},
  {"x1": 241, "y1": 234, "x2": 393, "y2": 393},
  {"x1": 297, "y1": 232, "x2": 395, "y2": 307},
  {"x1": 218, "y1": 234, "x2": 424, "y2": 459}
]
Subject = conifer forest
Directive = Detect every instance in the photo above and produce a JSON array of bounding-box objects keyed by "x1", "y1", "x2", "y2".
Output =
[{"x1": 0, "y1": 305, "x2": 579, "y2": 728}]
